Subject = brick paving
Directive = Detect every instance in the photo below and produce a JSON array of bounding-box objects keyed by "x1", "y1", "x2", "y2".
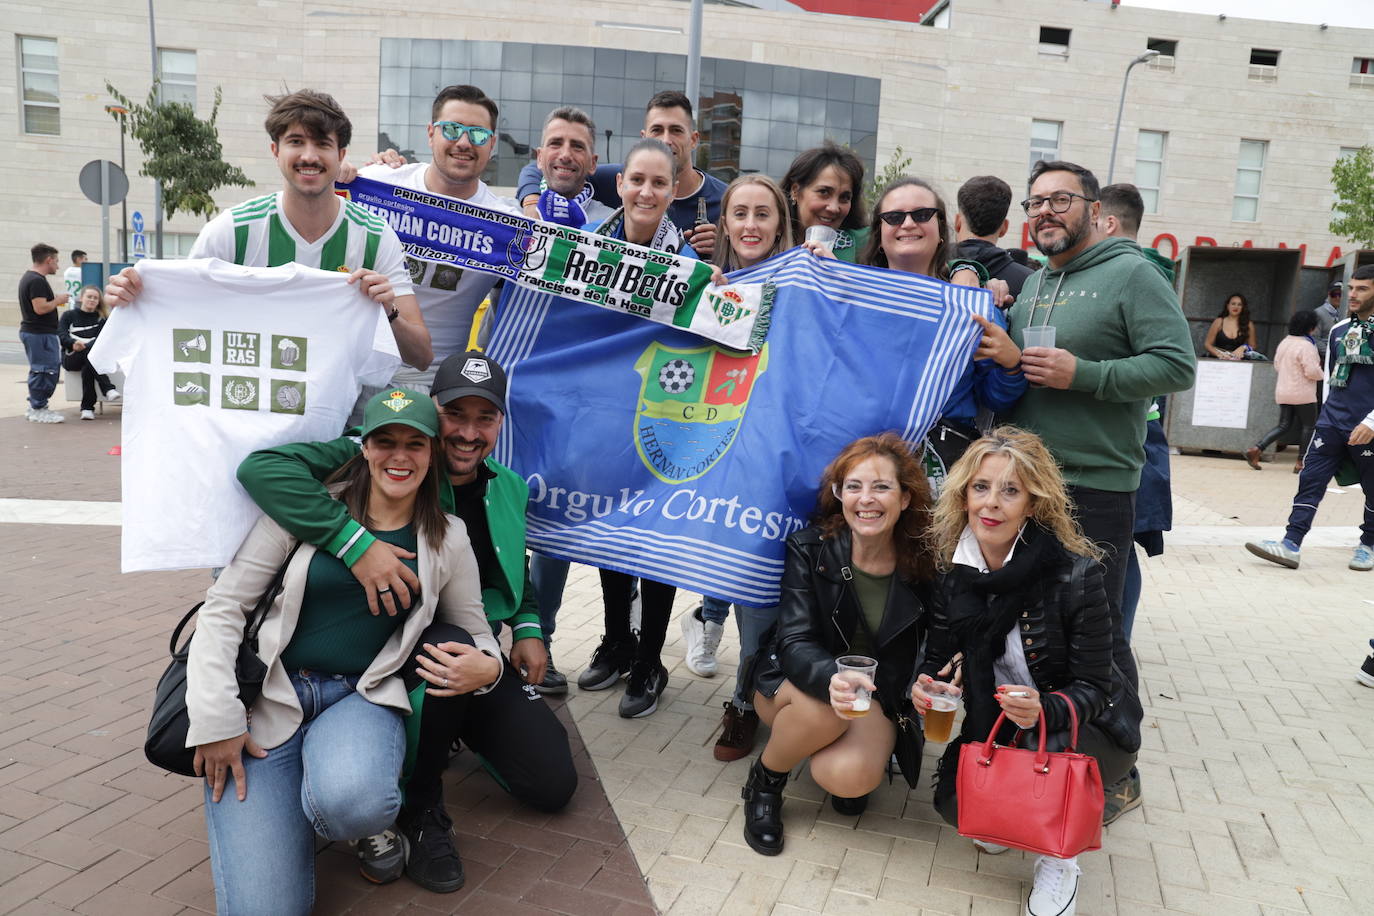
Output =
[{"x1": 2, "y1": 403, "x2": 1372, "y2": 915}]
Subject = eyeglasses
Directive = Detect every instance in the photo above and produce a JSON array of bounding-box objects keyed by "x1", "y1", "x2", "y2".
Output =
[
  {"x1": 878, "y1": 207, "x2": 940, "y2": 226},
  {"x1": 1021, "y1": 192, "x2": 1096, "y2": 215},
  {"x1": 431, "y1": 121, "x2": 494, "y2": 146}
]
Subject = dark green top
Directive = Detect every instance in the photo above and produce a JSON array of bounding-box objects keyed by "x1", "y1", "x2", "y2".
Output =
[
  {"x1": 832, "y1": 226, "x2": 871, "y2": 264},
  {"x1": 847, "y1": 566, "x2": 891, "y2": 658},
  {"x1": 280, "y1": 524, "x2": 420, "y2": 675}
]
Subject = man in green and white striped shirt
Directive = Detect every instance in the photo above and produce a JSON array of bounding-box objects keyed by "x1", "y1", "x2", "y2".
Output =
[{"x1": 105, "y1": 90, "x2": 432, "y2": 371}]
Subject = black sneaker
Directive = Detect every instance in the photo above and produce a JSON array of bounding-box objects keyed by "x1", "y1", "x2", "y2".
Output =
[
  {"x1": 618, "y1": 660, "x2": 668, "y2": 718},
  {"x1": 1358, "y1": 639, "x2": 1374, "y2": 688},
  {"x1": 535, "y1": 656, "x2": 569, "y2": 695},
  {"x1": 354, "y1": 826, "x2": 406, "y2": 884},
  {"x1": 576, "y1": 637, "x2": 636, "y2": 690},
  {"x1": 399, "y1": 805, "x2": 465, "y2": 893}
]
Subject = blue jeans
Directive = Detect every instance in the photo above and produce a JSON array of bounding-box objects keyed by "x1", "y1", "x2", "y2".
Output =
[
  {"x1": 724, "y1": 600, "x2": 780, "y2": 710},
  {"x1": 202, "y1": 671, "x2": 405, "y2": 916},
  {"x1": 19, "y1": 331, "x2": 60, "y2": 409},
  {"x1": 530, "y1": 553, "x2": 570, "y2": 645},
  {"x1": 700, "y1": 595, "x2": 731, "y2": 624}
]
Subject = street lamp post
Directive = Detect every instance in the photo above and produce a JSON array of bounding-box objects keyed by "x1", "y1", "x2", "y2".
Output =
[
  {"x1": 685, "y1": 0, "x2": 703, "y2": 114},
  {"x1": 1107, "y1": 49, "x2": 1160, "y2": 185},
  {"x1": 105, "y1": 105, "x2": 130, "y2": 262}
]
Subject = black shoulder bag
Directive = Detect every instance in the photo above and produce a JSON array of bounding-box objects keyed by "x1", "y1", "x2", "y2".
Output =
[{"x1": 145, "y1": 542, "x2": 301, "y2": 776}]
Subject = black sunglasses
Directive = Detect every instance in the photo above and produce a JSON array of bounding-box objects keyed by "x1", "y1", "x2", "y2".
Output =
[{"x1": 878, "y1": 207, "x2": 940, "y2": 226}]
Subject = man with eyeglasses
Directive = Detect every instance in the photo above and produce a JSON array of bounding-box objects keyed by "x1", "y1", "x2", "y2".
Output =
[
  {"x1": 1006, "y1": 159, "x2": 1194, "y2": 830},
  {"x1": 349, "y1": 85, "x2": 522, "y2": 391}
]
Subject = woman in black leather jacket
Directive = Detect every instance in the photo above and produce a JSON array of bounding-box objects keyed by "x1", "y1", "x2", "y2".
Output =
[
  {"x1": 739, "y1": 433, "x2": 936, "y2": 856},
  {"x1": 912, "y1": 427, "x2": 1142, "y2": 916}
]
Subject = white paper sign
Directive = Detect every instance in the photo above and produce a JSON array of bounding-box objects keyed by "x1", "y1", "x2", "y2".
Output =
[{"x1": 1191, "y1": 360, "x2": 1252, "y2": 429}]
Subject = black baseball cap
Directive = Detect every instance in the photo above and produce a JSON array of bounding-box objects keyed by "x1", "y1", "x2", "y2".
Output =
[
  {"x1": 431, "y1": 350, "x2": 507, "y2": 413},
  {"x1": 1329, "y1": 281, "x2": 1343, "y2": 292}
]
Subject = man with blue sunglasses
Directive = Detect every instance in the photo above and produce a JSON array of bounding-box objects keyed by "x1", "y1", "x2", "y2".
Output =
[{"x1": 350, "y1": 85, "x2": 523, "y2": 394}]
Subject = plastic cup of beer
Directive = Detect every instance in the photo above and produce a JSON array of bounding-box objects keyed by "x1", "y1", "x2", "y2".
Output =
[
  {"x1": 835, "y1": 655, "x2": 878, "y2": 719},
  {"x1": 805, "y1": 225, "x2": 839, "y2": 248},
  {"x1": 923, "y1": 685, "x2": 961, "y2": 743}
]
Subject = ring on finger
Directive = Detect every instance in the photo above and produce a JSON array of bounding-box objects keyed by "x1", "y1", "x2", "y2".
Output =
[
  {"x1": 442, "y1": 677, "x2": 449, "y2": 688},
  {"x1": 378, "y1": 586, "x2": 392, "y2": 594}
]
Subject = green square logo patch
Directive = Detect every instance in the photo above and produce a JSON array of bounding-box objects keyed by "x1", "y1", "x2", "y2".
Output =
[
  {"x1": 172, "y1": 329, "x2": 211, "y2": 364},
  {"x1": 271, "y1": 335, "x2": 308, "y2": 371},
  {"x1": 224, "y1": 331, "x2": 260, "y2": 367},
  {"x1": 172, "y1": 372, "x2": 210, "y2": 405},
  {"x1": 270, "y1": 380, "x2": 307, "y2": 415},
  {"x1": 222, "y1": 376, "x2": 260, "y2": 410}
]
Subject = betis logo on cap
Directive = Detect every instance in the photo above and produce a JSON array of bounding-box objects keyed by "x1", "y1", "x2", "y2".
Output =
[
  {"x1": 382, "y1": 390, "x2": 413, "y2": 413},
  {"x1": 632, "y1": 342, "x2": 769, "y2": 484}
]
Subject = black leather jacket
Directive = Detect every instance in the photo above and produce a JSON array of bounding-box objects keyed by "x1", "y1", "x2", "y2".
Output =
[
  {"x1": 918, "y1": 551, "x2": 1142, "y2": 752},
  {"x1": 760, "y1": 527, "x2": 929, "y2": 722}
]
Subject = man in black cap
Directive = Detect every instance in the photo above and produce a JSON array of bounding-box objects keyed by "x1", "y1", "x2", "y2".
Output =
[
  {"x1": 1316, "y1": 282, "x2": 1343, "y2": 363},
  {"x1": 235, "y1": 349, "x2": 575, "y2": 894}
]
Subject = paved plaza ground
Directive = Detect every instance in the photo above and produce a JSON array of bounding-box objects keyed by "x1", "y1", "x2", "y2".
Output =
[{"x1": 1, "y1": 338, "x2": 1371, "y2": 915}]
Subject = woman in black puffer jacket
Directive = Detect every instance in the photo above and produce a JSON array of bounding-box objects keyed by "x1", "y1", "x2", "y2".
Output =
[
  {"x1": 913, "y1": 426, "x2": 1142, "y2": 916},
  {"x1": 739, "y1": 433, "x2": 937, "y2": 856}
]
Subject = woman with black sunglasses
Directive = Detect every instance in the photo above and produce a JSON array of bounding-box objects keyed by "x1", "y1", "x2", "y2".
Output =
[{"x1": 859, "y1": 178, "x2": 1028, "y2": 489}]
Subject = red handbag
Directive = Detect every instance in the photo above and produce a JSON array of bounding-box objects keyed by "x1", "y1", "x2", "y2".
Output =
[{"x1": 955, "y1": 691, "x2": 1104, "y2": 857}]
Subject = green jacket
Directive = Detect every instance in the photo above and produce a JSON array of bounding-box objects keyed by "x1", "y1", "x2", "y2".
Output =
[
  {"x1": 236, "y1": 439, "x2": 542, "y2": 641},
  {"x1": 1006, "y1": 236, "x2": 1195, "y2": 492}
]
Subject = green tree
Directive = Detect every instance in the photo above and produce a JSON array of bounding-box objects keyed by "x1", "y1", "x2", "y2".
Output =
[
  {"x1": 1330, "y1": 145, "x2": 1374, "y2": 248},
  {"x1": 865, "y1": 145, "x2": 913, "y2": 210},
  {"x1": 105, "y1": 81, "x2": 253, "y2": 221}
]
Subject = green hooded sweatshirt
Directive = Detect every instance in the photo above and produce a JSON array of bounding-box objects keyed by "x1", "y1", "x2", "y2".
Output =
[{"x1": 1007, "y1": 236, "x2": 1195, "y2": 491}]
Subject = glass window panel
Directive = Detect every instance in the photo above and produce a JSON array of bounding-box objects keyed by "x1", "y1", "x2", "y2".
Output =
[
  {"x1": 411, "y1": 68, "x2": 441, "y2": 96},
  {"x1": 380, "y1": 68, "x2": 407, "y2": 96},
  {"x1": 623, "y1": 79, "x2": 655, "y2": 109},
  {"x1": 741, "y1": 118, "x2": 768, "y2": 147},
  {"x1": 160, "y1": 49, "x2": 195, "y2": 76},
  {"x1": 503, "y1": 71, "x2": 532, "y2": 101},
  {"x1": 797, "y1": 123, "x2": 825, "y2": 148},
  {"x1": 532, "y1": 73, "x2": 562, "y2": 104},
  {"x1": 23, "y1": 105, "x2": 59, "y2": 135},
  {"x1": 699, "y1": 59, "x2": 717, "y2": 85},
  {"x1": 20, "y1": 37, "x2": 58, "y2": 71},
  {"x1": 623, "y1": 107, "x2": 645, "y2": 136},
  {"x1": 770, "y1": 93, "x2": 799, "y2": 123},
  {"x1": 768, "y1": 147, "x2": 793, "y2": 177},
  {"x1": 564, "y1": 75, "x2": 594, "y2": 107},
  {"x1": 745, "y1": 63, "x2": 771, "y2": 92},
  {"x1": 409, "y1": 97, "x2": 432, "y2": 125},
  {"x1": 412, "y1": 39, "x2": 441, "y2": 68},
  {"x1": 1140, "y1": 188, "x2": 1159, "y2": 213},
  {"x1": 830, "y1": 103, "x2": 852, "y2": 130},
  {"x1": 381, "y1": 38, "x2": 408, "y2": 68},
  {"x1": 772, "y1": 66, "x2": 801, "y2": 95},
  {"x1": 768, "y1": 120, "x2": 797, "y2": 148},
  {"x1": 470, "y1": 69, "x2": 501, "y2": 96},
  {"x1": 852, "y1": 103, "x2": 879, "y2": 133},
  {"x1": 441, "y1": 40, "x2": 468, "y2": 70},
  {"x1": 565, "y1": 47, "x2": 594, "y2": 75},
  {"x1": 715, "y1": 58, "x2": 744, "y2": 90},
  {"x1": 1135, "y1": 161, "x2": 1162, "y2": 187},
  {"x1": 471, "y1": 41, "x2": 501, "y2": 70},
  {"x1": 595, "y1": 48, "x2": 626, "y2": 73},
  {"x1": 591, "y1": 106, "x2": 618, "y2": 138},
  {"x1": 857, "y1": 77, "x2": 880, "y2": 103},
  {"x1": 625, "y1": 52, "x2": 654, "y2": 81},
  {"x1": 531, "y1": 45, "x2": 562, "y2": 74},
  {"x1": 656, "y1": 54, "x2": 685, "y2": 83},
  {"x1": 1232, "y1": 196, "x2": 1257, "y2": 222},
  {"x1": 502, "y1": 42, "x2": 532, "y2": 72},
  {"x1": 1137, "y1": 129, "x2": 1164, "y2": 159},
  {"x1": 827, "y1": 73, "x2": 854, "y2": 101},
  {"x1": 591, "y1": 77, "x2": 624, "y2": 108},
  {"x1": 162, "y1": 82, "x2": 195, "y2": 107},
  {"x1": 799, "y1": 101, "x2": 826, "y2": 126},
  {"x1": 22, "y1": 72, "x2": 59, "y2": 103},
  {"x1": 1031, "y1": 119, "x2": 1061, "y2": 143},
  {"x1": 1235, "y1": 169, "x2": 1261, "y2": 196},
  {"x1": 1238, "y1": 139, "x2": 1266, "y2": 168},
  {"x1": 852, "y1": 133, "x2": 877, "y2": 161},
  {"x1": 800, "y1": 69, "x2": 827, "y2": 98}
]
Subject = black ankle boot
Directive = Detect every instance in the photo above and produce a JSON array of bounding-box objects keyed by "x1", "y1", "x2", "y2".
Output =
[
  {"x1": 742, "y1": 759, "x2": 787, "y2": 856},
  {"x1": 830, "y1": 793, "x2": 870, "y2": 816}
]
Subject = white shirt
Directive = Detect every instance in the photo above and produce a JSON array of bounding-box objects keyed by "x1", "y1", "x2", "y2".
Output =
[
  {"x1": 62, "y1": 265, "x2": 83, "y2": 306},
  {"x1": 953, "y1": 525, "x2": 1035, "y2": 691},
  {"x1": 358, "y1": 162, "x2": 521, "y2": 387},
  {"x1": 90, "y1": 258, "x2": 400, "y2": 572}
]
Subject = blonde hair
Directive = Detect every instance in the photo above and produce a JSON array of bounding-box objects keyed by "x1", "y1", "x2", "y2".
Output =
[
  {"x1": 78, "y1": 284, "x2": 107, "y2": 318},
  {"x1": 714, "y1": 175, "x2": 794, "y2": 272},
  {"x1": 929, "y1": 425, "x2": 1100, "y2": 569}
]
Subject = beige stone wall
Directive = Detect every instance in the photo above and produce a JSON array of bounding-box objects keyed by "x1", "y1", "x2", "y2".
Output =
[{"x1": 3, "y1": 0, "x2": 1372, "y2": 313}]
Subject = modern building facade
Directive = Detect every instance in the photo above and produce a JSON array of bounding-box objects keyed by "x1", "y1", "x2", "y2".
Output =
[{"x1": 4, "y1": 0, "x2": 1373, "y2": 309}]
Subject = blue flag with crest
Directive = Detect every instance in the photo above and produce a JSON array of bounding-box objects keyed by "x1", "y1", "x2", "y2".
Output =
[{"x1": 487, "y1": 248, "x2": 995, "y2": 606}]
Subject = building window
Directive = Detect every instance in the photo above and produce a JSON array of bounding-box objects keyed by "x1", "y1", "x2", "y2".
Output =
[
  {"x1": 1029, "y1": 119, "x2": 1061, "y2": 172},
  {"x1": 1135, "y1": 130, "x2": 1166, "y2": 214},
  {"x1": 1232, "y1": 139, "x2": 1267, "y2": 222},
  {"x1": 1249, "y1": 48, "x2": 1279, "y2": 83},
  {"x1": 158, "y1": 49, "x2": 197, "y2": 108},
  {"x1": 1352, "y1": 57, "x2": 1374, "y2": 89},
  {"x1": 18, "y1": 35, "x2": 60, "y2": 135},
  {"x1": 1038, "y1": 26, "x2": 1070, "y2": 58},
  {"x1": 1147, "y1": 38, "x2": 1177, "y2": 72},
  {"x1": 116, "y1": 230, "x2": 199, "y2": 259}
]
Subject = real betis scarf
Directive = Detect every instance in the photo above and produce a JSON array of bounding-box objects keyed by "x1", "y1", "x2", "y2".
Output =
[
  {"x1": 1331, "y1": 317, "x2": 1374, "y2": 388},
  {"x1": 338, "y1": 175, "x2": 772, "y2": 351},
  {"x1": 536, "y1": 181, "x2": 596, "y2": 228}
]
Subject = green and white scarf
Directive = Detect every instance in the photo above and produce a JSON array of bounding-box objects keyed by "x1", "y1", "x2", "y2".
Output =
[{"x1": 1331, "y1": 316, "x2": 1374, "y2": 388}]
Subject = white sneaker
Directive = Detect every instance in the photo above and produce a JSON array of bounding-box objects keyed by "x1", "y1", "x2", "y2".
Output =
[
  {"x1": 973, "y1": 839, "x2": 1009, "y2": 854},
  {"x1": 27, "y1": 407, "x2": 64, "y2": 424},
  {"x1": 1026, "y1": 855, "x2": 1080, "y2": 916},
  {"x1": 80, "y1": 409, "x2": 96, "y2": 421},
  {"x1": 681, "y1": 608, "x2": 724, "y2": 677},
  {"x1": 104, "y1": 388, "x2": 121, "y2": 402}
]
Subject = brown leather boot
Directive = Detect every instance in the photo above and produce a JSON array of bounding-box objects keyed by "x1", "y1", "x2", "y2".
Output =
[{"x1": 1245, "y1": 446, "x2": 1262, "y2": 470}]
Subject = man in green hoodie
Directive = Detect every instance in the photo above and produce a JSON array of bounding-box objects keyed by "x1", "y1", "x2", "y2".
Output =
[{"x1": 1008, "y1": 160, "x2": 1195, "y2": 824}]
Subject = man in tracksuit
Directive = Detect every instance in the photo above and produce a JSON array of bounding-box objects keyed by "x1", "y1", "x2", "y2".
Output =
[{"x1": 236, "y1": 350, "x2": 575, "y2": 894}]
